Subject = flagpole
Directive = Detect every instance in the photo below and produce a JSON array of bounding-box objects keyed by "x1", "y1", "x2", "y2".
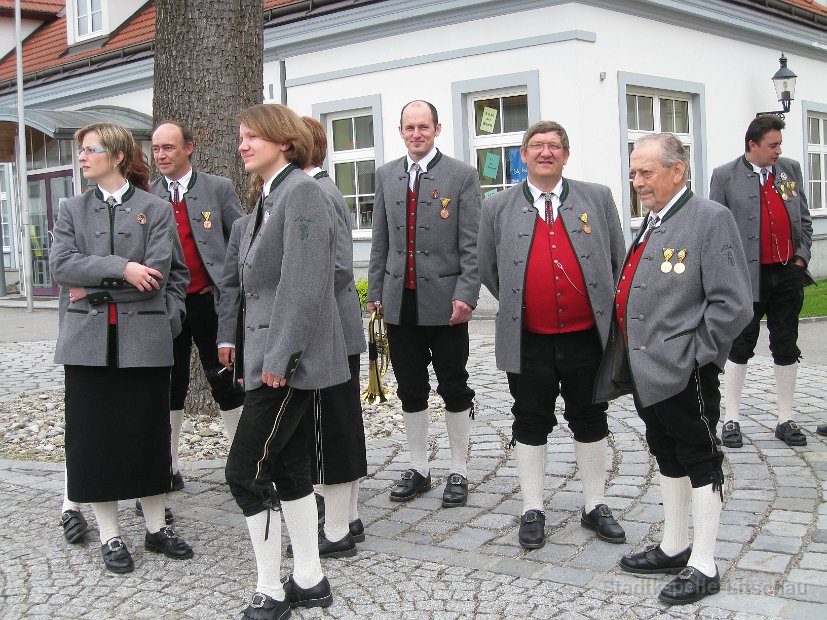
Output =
[{"x1": 15, "y1": 0, "x2": 33, "y2": 311}]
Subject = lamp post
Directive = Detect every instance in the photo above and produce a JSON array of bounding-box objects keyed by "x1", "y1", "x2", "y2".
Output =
[{"x1": 756, "y1": 53, "x2": 797, "y2": 118}]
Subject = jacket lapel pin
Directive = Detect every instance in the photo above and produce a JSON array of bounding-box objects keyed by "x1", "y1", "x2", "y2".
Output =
[
  {"x1": 440, "y1": 198, "x2": 451, "y2": 219},
  {"x1": 137, "y1": 213, "x2": 147, "y2": 225},
  {"x1": 202, "y1": 211, "x2": 213, "y2": 229}
]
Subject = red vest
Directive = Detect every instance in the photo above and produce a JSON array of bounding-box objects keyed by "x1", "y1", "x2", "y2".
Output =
[
  {"x1": 760, "y1": 172, "x2": 794, "y2": 264},
  {"x1": 523, "y1": 215, "x2": 594, "y2": 334},
  {"x1": 173, "y1": 196, "x2": 212, "y2": 293},
  {"x1": 404, "y1": 185, "x2": 417, "y2": 289},
  {"x1": 615, "y1": 239, "x2": 648, "y2": 339}
]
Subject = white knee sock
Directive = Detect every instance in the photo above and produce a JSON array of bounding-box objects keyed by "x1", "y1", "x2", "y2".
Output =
[
  {"x1": 516, "y1": 442, "x2": 546, "y2": 513},
  {"x1": 220, "y1": 405, "x2": 243, "y2": 445},
  {"x1": 403, "y1": 409, "x2": 429, "y2": 476},
  {"x1": 320, "y1": 482, "x2": 350, "y2": 542},
  {"x1": 774, "y1": 363, "x2": 798, "y2": 424},
  {"x1": 281, "y1": 494, "x2": 324, "y2": 589},
  {"x1": 170, "y1": 408, "x2": 184, "y2": 473},
  {"x1": 245, "y1": 510, "x2": 284, "y2": 601},
  {"x1": 574, "y1": 438, "x2": 608, "y2": 512},
  {"x1": 445, "y1": 408, "x2": 471, "y2": 478},
  {"x1": 91, "y1": 501, "x2": 119, "y2": 544},
  {"x1": 723, "y1": 361, "x2": 748, "y2": 423},
  {"x1": 139, "y1": 494, "x2": 167, "y2": 534},
  {"x1": 688, "y1": 483, "x2": 722, "y2": 577},
  {"x1": 659, "y1": 473, "x2": 691, "y2": 556},
  {"x1": 348, "y1": 480, "x2": 360, "y2": 522},
  {"x1": 62, "y1": 464, "x2": 81, "y2": 512}
]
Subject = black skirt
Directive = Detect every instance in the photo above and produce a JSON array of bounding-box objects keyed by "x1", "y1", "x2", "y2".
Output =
[
  {"x1": 64, "y1": 365, "x2": 172, "y2": 503},
  {"x1": 308, "y1": 354, "x2": 368, "y2": 485}
]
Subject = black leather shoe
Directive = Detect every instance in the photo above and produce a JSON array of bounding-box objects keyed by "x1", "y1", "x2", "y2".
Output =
[
  {"x1": 775, "y1": 421, "x2": 807, "y2": 446},
  {"x1": 619, "y1": 544, "x2": 692, "y2": 574},
  {"x1": 242, "y1": 592, "x2": 291, "y2": 620},
  {"x1": 389, "y1": 469, "x2": 431, "y2": 502},
  {"x1": 145, "y1": 526, "x2": 194, "y2": 560},
  {"x1": 135, "y1": 499, "x2": 174, "y2": 524},
  {"x1": 315, "y1": 492, "x2": 325, "y2": 525},
  {"x1": 581, "y1": 504, "x2": 626, "y2": 543},
  {"x1": 818, "y1": 424, "x2": 827, "y2": 437},
  {"x1": 101, "y1": 536, "x2": 134, "y2": 574},
  {"x1": 721, "y1": 420, "x2": 743, "y2": 448},
  {"x1": 349, "y1": 518, "x2": 365, "y2": 543},
  {"x1": 281, "y1": 574, "x2": 333, "y2": 609},
  {"x1": 171, "y1": 471, "x2": 185, "y2": 492},
  {"x1": 60, "y1": 509, "x2": 90, "y2": 544},
  {"x1": 518, "y1": 509, "x2": 545, "y2": 550},
  {"x1": 442, "y1": 473, "x2": 469, "y2": 508},
  {"x1": 659, "y1": 566, "x2": 720, "y2": 605},
  {"x1": 287, "y1": 530, "x2": 357, "y2": 558}
]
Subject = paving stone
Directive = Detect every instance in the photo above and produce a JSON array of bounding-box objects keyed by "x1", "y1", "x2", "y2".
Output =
[{"x1": 737, "y1": 550, "x2": 793, "y2": 573}]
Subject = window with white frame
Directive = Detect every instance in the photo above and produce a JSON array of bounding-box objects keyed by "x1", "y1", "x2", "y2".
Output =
[
  {"x1": 808, "y1": 113, "x2": 827, "y2": 211},
  {"x1": 627, "y1": 90, "x2": 694, "y2": 218},
  {"x1": 1, "y1": 168, "x2": 10, "y2": 263},
  {"x1": 328, "y1": 111, "x2": 376, "y2": 232},
  {"x1": 76, "y1": 0, "x2": 103, "y2": 38},
  {"x1": 470, "y1": 91, "x2": 529, "y2": 199}
]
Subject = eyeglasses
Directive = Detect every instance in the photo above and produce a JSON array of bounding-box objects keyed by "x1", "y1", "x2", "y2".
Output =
[
  {"x1": 525, "y1": 142, "x2": 565, "y2": 153},
  {"x1": 76, "y1": 146, "x2": 107, "y2": 157}
]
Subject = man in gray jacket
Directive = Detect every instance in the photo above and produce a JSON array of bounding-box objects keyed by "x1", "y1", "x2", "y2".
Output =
[
  {"x1": 151, "y1": 121, "x2": 245, "y2": 489},
  {"x1": 368, "y1": 100, "x2": 481, "y2": 507},
  {"x1": 596, "y1": 133, "x2": 752, "y2": 605},
  {"x1": 709, "y1": 115, "x2": 814, "y2": 448},
  {"x1": 478, "y1": 121, "x2": 626, "y2": 550}
]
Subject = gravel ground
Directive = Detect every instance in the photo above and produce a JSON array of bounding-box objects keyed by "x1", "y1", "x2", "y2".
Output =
[{"x1": 0, "y1": 375, "x2": 450, "y2": 462}]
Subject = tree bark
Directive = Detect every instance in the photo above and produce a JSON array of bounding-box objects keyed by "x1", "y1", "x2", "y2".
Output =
[{"x1": 153, "y1": 0, "x2": 263, "y2": 417}]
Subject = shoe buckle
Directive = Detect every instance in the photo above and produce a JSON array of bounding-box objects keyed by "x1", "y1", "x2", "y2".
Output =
[
  {"x1": 787, "y1": 421, "x2": 800, "y2": 430},
  {"x1": 107, "y1": 537, "x2": 124, "y2": 551},
  {"x1": 250, "y1": 593, "x2": 267, "y2": 608},
  {"x1": 448, "y1": 474, "x2": 463, "y2": 485},
  {"x1": 401, "y1": 470, "x2": 414, "y2": 480},
  {"x1": 677, "y1": 567, "x2": 694, "y2": 579}
]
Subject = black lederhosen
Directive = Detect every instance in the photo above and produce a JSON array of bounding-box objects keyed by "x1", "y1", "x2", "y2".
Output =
[
  {"x1": 170, "y1": 291, "x2": 245, "y2": 411},
  {"x1": 729, "y1": 262, "x2": 805, "y2": 366},
  {"x1": 506, "y1": 328, "x2": 609, "y2": 446},
  {"x1": 385, "y1": 288, "x2": 474, "y2": 414},
  {"x1": 634, "y1": 363, "x2": 724, "y2": 489}
]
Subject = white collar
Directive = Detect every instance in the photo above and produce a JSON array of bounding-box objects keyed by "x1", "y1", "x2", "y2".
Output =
[
  {"x1": 263, "y1": 164, "x2": 290, "y2": 198},
  {"x1": 306, "y1": 166, "x2": 323, "y2": 177},
  {"x1": 649, "y1": 185, "x2": 688, "y2": 224},
  {"x1": 406, "y1": 147, "x2": 437, "y2": 173},
  {"x1": 526, "y1": 177, "x2": 564, "y2": 203},
  {"x1": 165, "y1": 167, "x2": 193, "y2": 195},
  {"x1": 100, "y1": 181, "x2": 130, "y2": 204}
]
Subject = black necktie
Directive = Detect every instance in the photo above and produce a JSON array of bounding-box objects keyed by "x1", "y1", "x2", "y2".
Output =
[{"x1": 106, "y1": 196, "x2": 117, "y2": 216}]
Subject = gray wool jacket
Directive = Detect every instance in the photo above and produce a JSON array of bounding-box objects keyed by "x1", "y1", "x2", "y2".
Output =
[
  {"x1": 51, "y1": 185, "x2": 178, "y2": 367},
  {"x1": 709, "y1": 155, "x2": 814, "y2": 300},
  {"x1": 594, "y1": 191, "x2": 753, "y2": 408},
  {"x1": 235, "y1": 165, "x2": 349, "y2": 391},
  {"x1": 316, "y1": 172, "x2": 367, "y2": 357},
  {"x1": 368, "y1": 150, "x2": 481, "y2": 325},
  {"x1": 478, "y1": 178, "x2": 626, "y2": 374},
  {"x1": 150, "y1": 169, "x2": 243, "y2": 306}
]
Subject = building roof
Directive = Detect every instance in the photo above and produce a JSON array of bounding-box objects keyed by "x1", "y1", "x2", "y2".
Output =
[{"x1": 0, "y1": 0, "x2": 825, "y2": 89}]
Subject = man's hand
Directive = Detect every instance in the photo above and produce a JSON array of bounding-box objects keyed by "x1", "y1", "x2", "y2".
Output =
[
  {"x1": 218, "y1": 346, "x2": 235, "y2": 369},
  {"x1": 367, "y1": 301, "x2": 383, "y2": 317},
  {"x1": 123, "y1": 262, "x2": 163, "y2": 292},
  {"x1": 68, "y1": 287, "x2": 87, "y2": 303},
  {"x1": 794, "y1": 256, "x2": 807, "y2": 269},
  {"x1": 449, "y1": 300, "x2": 473, "y2": 326},
  {"x1": 262, "y1": 371, "x2": 286, "y2": 389}
]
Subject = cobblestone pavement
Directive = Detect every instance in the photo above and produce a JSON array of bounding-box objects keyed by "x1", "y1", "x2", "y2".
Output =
[{"x1": 1, "y1": 330, "x2": 826, "y2": 619}]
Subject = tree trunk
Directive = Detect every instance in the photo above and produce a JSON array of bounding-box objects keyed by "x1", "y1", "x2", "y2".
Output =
[{"x1": 153, "y1": 0, "x2": 263, "y2": 417}]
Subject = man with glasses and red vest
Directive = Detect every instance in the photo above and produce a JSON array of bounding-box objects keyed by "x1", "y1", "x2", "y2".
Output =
[
  {"x1": 596, "y1": 133, "x2": 752, "y2": 605},
  {"x1": 478, "y1": 120, "x2": 627, "y2": 551},
  {"x1": 368, "y1": 100, "x2": 481, "y2": 508},
  {"x1": 150, "y1": 121, "x2": 245, "y2": 492},
  {"x1": 710, "y1": 115, "x2": 814, "y2": 448}
]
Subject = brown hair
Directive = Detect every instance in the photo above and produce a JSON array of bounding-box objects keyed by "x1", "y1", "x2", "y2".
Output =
[
  {"x1": 745, "y1": 115, "x2": 785, "y2": 152},
  {"x1": 521, "y1": 121, "x2": 570, "y2": 151},
  {"x1": 75, "y1": 122, "x2": 135, "y2": 177},
  {"x1": 126, "y1": 144, "x2": 151, "y2": 191},
  {"x1": 237, "y1": 104, "x2": 312, "y2": 200},
  {"x1": 302, "y1": 116, "x2": 328, "y2": 168},
  {"x1": 153, "y1": 119, "x2": 195, "y2": 155}
]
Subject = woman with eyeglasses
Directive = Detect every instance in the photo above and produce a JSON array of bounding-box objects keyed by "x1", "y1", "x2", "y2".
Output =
[
  {"x1": 50, "y1": 122, "x2": 193, "y2": 574},
  {"x1": 224, "y1": 104, "x2": 350, "y2": 619}
]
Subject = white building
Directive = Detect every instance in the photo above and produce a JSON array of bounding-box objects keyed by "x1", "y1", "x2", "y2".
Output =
[{"x1": 2, "y1": 0, "x2": 826, "y2": 295}]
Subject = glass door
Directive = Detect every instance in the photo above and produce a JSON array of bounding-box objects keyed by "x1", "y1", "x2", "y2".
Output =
[{"x1": 29, "y1": 171, "x2": 74, "y2": 296}]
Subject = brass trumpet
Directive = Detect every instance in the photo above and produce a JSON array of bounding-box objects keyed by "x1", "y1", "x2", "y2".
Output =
[{"x1": 361, "y1": 309, "x2": 392, "y2": 404}]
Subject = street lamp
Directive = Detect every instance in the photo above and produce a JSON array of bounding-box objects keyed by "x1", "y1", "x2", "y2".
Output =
[{"x1": 757, "y1": 53, "x2": 797, "y2": 118}]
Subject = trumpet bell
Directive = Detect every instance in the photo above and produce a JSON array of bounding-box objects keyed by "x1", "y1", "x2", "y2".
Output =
[{"x1": 361, "y1": 310, "x2": 392, "y2": 404}]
